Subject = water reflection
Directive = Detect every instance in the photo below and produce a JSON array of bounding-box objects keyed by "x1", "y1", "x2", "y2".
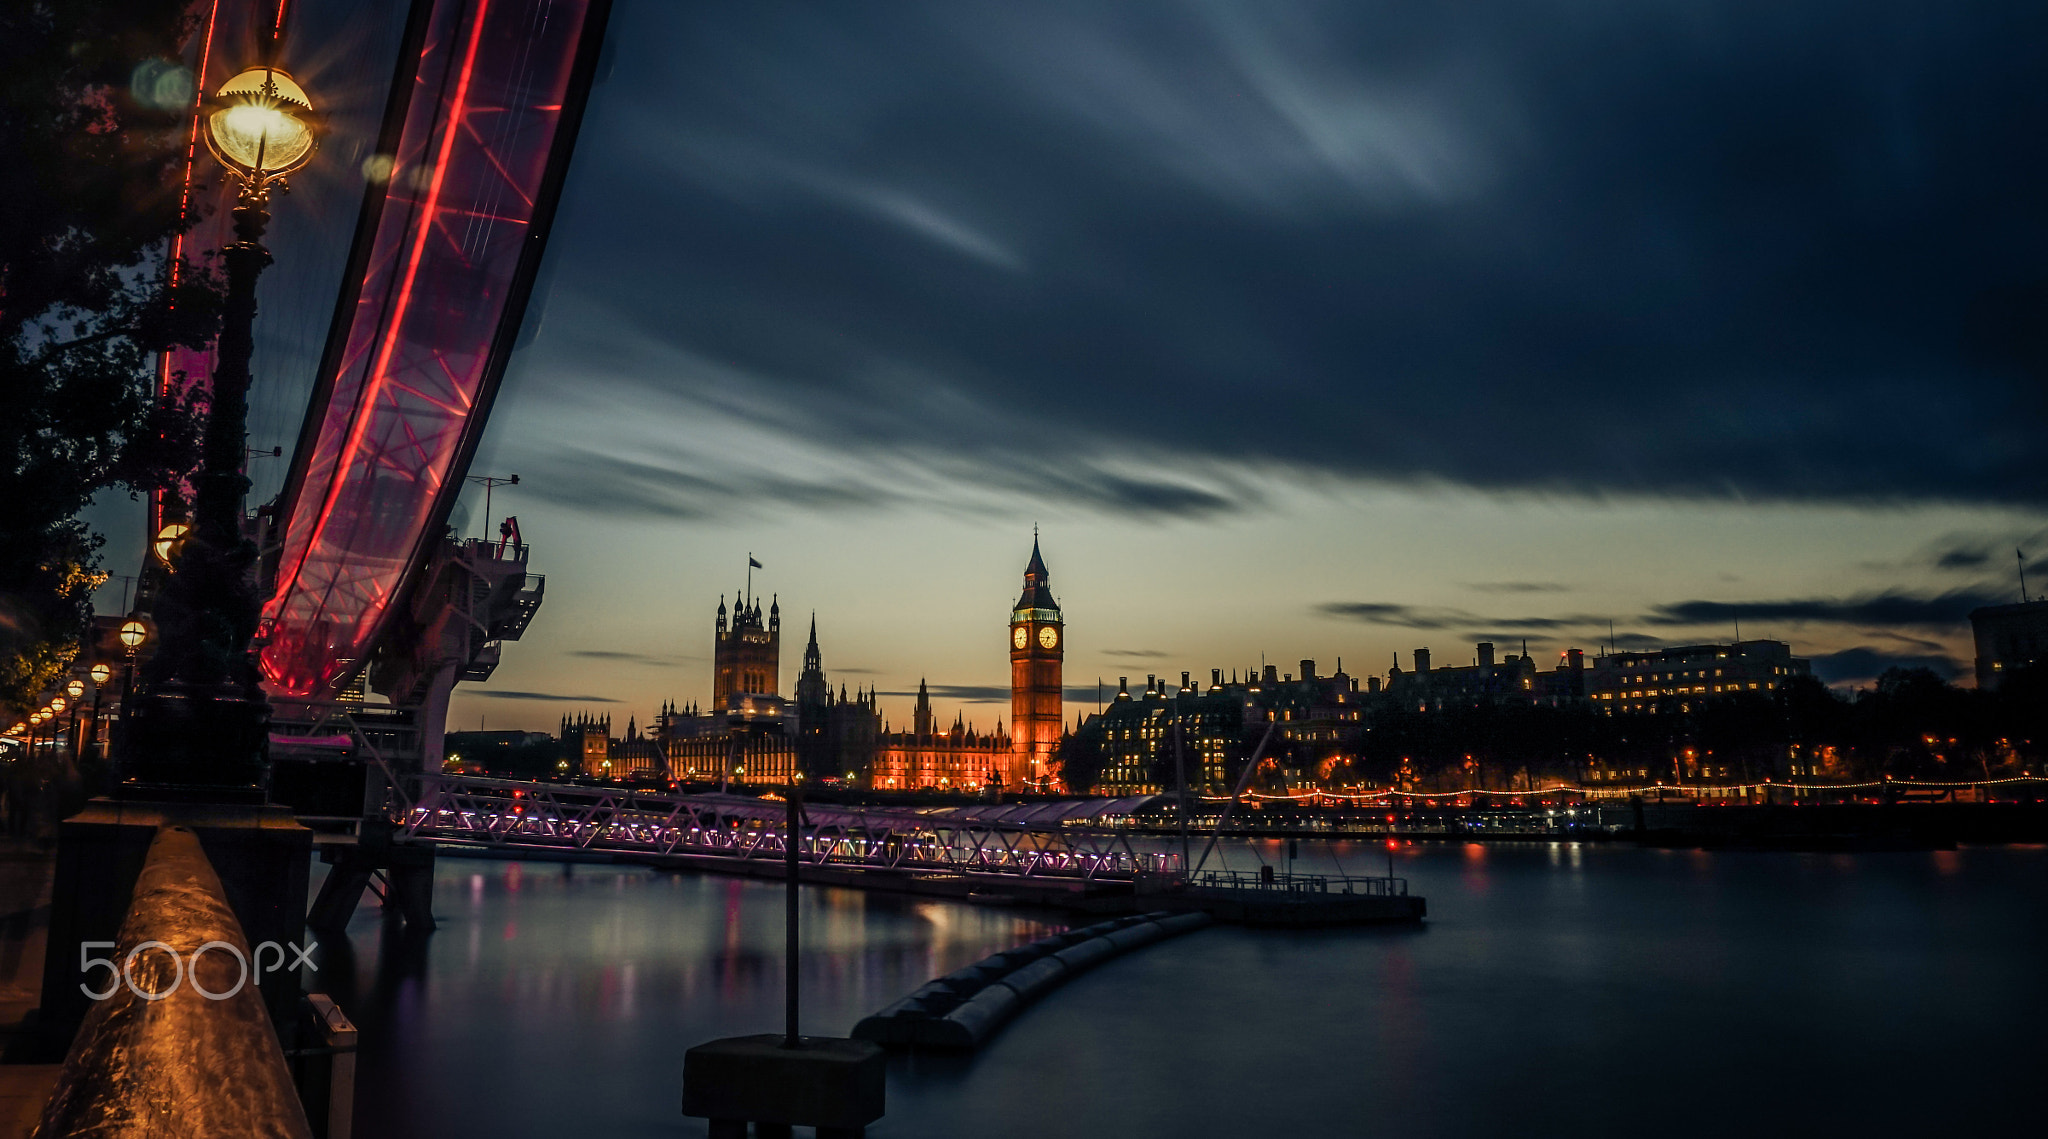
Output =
[{"x1": 323, "y1": 843, "x2": 2047, "y2": 1139}]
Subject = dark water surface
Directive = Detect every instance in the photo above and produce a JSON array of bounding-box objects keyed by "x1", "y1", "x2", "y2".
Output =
[{"x1": 321, "y1": 842, "x2": 2047, "y2": 1138}]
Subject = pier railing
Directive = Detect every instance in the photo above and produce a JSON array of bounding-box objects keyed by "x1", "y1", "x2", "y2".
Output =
[{"x1": 1186, "y1": 869, "x2": 1410, "y2": 897}]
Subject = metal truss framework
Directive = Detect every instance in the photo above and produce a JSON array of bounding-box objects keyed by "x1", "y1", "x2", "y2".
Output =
[
  {"x1": 269, "y1": 697, "x2": 424, "y2": 806},
  {"x1": 261, "y1": 0, "x2": 608, "y2": 701},
  {"x1": 398, "y1": 776, "x2": 1179, "y2": 883}
]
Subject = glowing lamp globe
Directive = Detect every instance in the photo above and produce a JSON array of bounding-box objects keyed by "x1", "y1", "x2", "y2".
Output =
[
  {"x1": 29, "y1": 714, "x2": 44, "y2": 726},
  {"x1": 90, "y1": 664, "x2": 113, "y2": 685},
  {"x1": 152, "y1": 522, "x2": 190, "y2": 566},
  {"x1": 65, "y1": 680, "x2": 85, "y2": 699},
  {"x1": 204, "y1": 67, "x2": 318, "y2": 183},
  {"x1": 50, "y1": 698, "x2": 66, "y2": 714},
  {"x1": 118, "y1": 619, "x2": 149, "y2": 650}
]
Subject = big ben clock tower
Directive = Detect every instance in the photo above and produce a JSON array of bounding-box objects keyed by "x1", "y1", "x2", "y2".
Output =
[{"x1": 1009, "y1": 534, "x2": 1063, "y2": 788}]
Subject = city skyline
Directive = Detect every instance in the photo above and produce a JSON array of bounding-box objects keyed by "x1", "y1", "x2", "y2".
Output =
[{"x1": 79, "y1": 0, "x2": 2048, "y2": 733}]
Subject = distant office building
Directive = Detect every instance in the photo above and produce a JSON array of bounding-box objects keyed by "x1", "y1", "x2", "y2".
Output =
[
  {"x1": 1970, "y1": 599, "x2": 2048, "y2": 689},
  {"x1": 1585, "y1": 640, "x2": 1810, "y2": 713},
  {"x1": 1083, "y1": 661, "x2": 1363, "y2": 796}
]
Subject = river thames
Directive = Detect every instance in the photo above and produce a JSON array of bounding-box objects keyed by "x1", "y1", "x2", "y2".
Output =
[{"x1": 319, "y1": 840, "x2": 2046, "y2": 1138}]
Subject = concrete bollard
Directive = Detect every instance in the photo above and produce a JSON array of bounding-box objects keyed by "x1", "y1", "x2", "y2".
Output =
[{"x1": 682, "y1": 1035, "x2": 884, "y2": 1138}]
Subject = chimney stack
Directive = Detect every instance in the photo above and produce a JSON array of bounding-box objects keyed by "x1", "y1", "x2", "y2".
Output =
[
  {"x1": 1477, "y1": 642, "x2": 1495, "y2": 668},
  {"x1": 1300, "y1": 659, "x2": 1316, "y2": 681},
  {"x1": 1414, "y1": 648, "x2": 1432, "y2": 674}
]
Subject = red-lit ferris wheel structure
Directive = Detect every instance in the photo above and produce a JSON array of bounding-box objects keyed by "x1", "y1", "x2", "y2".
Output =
[{"x1": 156, "y1": 0, "x2": 611, "y2": 775}]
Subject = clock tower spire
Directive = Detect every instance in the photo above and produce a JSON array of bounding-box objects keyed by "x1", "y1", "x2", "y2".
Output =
[{"x1": 1009, "y1": 533, "x2": 1063, "y2": 789}]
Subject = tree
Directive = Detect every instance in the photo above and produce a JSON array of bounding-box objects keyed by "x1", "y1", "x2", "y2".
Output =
[
  {"x1": 1, "y1": 1, "x2": 219, "y2": 717},
  {"x1": 1053, "y1": 728, "x2": 1107, "y2": 795}
]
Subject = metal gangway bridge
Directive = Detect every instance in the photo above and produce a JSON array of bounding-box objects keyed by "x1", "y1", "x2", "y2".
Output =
[{"x1": 396, "y1": 775, "x2": 1178, "y2": 883}]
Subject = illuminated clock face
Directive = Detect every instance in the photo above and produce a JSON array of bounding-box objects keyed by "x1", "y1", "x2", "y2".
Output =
[
  {"x1": 1038, "y1": 626, "x2": 1059, "y2": 650},
  {"x1": 1013, "y1": 626, "x2": 1028, "y2": 649}
]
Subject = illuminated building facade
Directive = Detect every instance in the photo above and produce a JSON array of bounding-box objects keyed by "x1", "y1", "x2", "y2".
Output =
[
  {"x1": 1585, "y1": 640, "x2": 1810, "y2": 713},
  {"x1": 870, "y1": 679, "x2": 1011, "y2": 791}
]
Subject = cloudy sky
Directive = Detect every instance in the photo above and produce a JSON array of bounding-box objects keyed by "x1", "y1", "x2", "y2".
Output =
[{"x1": 98, "y1": 0, "x2": 2048, "y2": 731}]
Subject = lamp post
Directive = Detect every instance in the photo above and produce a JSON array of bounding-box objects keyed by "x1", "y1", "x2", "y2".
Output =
[
  {"x1": 64, "y1": 680, "x2": 85, "y2": 766},
  {"x1": 126, "y1": 66, "x2": 317, "y2": 792},
  {"x1": 114, "y1": 616, "x2": 147, "y2": 783},
  {"x1": 88, "y1": 665, "x2": 112, "y2": 762}
]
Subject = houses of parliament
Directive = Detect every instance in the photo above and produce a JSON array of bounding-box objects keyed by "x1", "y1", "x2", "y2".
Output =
[{"x1": 566, "y1": 539, "x2": 1063, "y2": 792}]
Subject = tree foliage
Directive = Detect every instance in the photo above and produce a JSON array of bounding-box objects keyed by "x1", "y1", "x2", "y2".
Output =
[
  {"x1": 1, "y1": 1, "x2": 219, "y2": 716},
  {"x1": 1054, "y1": 729, "x2": 1107, "y2": 795}
]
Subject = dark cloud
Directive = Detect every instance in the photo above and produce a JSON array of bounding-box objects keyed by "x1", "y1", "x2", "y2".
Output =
[
  {"x1": 875, "y1": 683, "x2": 1114, "y2": 706},
  {"x1": 1645, "y1": 588, "x2": 2009, "y2": 629},
  {"x1": 512, "y1": 441, "x2": 1242, "y2": 521},
  {"x1": 524, "y1": 0, "x2": 2048, "y2": 515},
  {"x1": 877, "y1": 684, "x2": 1008, "y2": 704},
  {"x1": 1317, "y1": 602, "x2": 1600, "y2": 631},
  {"x1": 519, "y1": 449, "x2": 893, "y2": 521},
  {"x1": 1809, "y1": 647, "x2": 1963, "y2": 685},
  {"x1": 567, "y1": 650, "x2": 692, "y2": 666},
  {"x1": 1935, "y1": 547, "x2": 1992, "y2": 570},
  {"x1": 1465, "y1": 582, "x2": 1570, "y2": 595},
  {"x1": 471, "y1": 690, "x2": 621, "y2": 703},
  {"x1": 1103, "y1": 649, "x2": 1170, "y2": 659},
  {"x1": 1865, "y1": 630, "x2": 1948, "y2": 653}
]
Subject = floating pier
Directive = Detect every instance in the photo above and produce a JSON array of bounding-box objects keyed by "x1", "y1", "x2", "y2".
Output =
[{"x1": 853, "y1": 911, "x2": 1213, "y2": 1050}]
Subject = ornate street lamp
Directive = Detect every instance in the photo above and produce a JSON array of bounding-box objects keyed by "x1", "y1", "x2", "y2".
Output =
[
  {"x1": 127, "y1": 67, "x2": 318, "y2": 792},
  {"x1": 87, "y1": 664, "x2": 112, "y2": 762},
  {"x1": 63, "y1": 680, "x2": 85, "y2": 763},
  {"x1": 151, "y1": 522, "x2": 190, "y2": 567}
]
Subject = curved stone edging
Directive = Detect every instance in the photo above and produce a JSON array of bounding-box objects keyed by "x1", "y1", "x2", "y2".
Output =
[{"x1": 852, "y1": 910, "x2": 1212, "y2": 1050}]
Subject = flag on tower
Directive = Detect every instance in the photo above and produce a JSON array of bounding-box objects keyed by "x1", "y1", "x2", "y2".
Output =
[{"x1": 749, "y1": 556, "x2": 762, "y2": 569}]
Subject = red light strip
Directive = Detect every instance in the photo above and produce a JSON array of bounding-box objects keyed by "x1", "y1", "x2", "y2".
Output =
[
  {"x1": 153, "y1": 0, "x2": 225, "y2": 534},
  {"x1": 270, "y1": 0, "x2": 494, "y2": 624}
]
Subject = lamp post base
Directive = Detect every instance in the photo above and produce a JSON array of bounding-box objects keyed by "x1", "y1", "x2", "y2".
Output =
[{"x1": 119, "y1": 681, "x2": 270, "y2": 799}]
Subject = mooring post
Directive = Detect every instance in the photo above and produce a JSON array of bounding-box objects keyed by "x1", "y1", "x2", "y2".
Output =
[
  {"x1": 681, "y1": 779, "x2": 882, "y2": 1138},
  {"x1": 786, "y1": 776, "x2": 801, "y2": 1048}
]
